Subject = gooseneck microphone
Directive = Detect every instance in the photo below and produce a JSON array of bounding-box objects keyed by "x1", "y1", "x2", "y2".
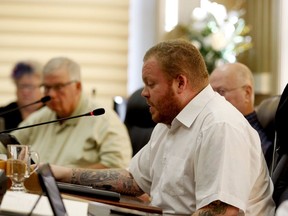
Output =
[
  {"x1": 0, "y1": 108, "x2": 105, "y2": 134},
  {"x1": 0, "y1": 96, "x2": 51, "y2": 116}
]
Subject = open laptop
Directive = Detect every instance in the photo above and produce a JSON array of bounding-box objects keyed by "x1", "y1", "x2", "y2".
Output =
[
  {"x1": 37, "y1": 163, "x2": 68, "y2": 216},
  {"x1": 38, "y1": 163, "x2": 126, "y2": 215}
]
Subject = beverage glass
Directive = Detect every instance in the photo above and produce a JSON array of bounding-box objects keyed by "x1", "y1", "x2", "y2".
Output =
[{"x1": 6, "y1": 145, "x2": 40, "y2": 192}]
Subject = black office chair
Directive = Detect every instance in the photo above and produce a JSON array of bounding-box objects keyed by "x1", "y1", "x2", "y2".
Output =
[
  {"x1": 0, "y1": 133, "x2": 20, "y2": 147},
  {"x1": 256, "y1": 95, "x2": 280, "y2": 143},
  {"x1": 256, "y1": 95, "x2": 281, "y2": 169},
  {"x1": 124, "y1": 88, "x2": 156, "y2": 156}
]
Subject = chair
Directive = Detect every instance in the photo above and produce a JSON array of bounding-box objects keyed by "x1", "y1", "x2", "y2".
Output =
[
  {"x1": 124, "y1": 88, "x2": 156, "y2": 156},
  {"x1": 0, "y1": 133, "x2": 20, "y2": 148},
  {"x1": 256, "y1": 95, "x2": 280, "y2": 143},
  {"x1": 255, "y1": 95, "x2": 281, "y2": 168}
]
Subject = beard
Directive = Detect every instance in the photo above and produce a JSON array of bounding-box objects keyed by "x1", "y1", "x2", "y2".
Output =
[{"x1": 151, "y1": 86, "x2": 181, "y2": 125}]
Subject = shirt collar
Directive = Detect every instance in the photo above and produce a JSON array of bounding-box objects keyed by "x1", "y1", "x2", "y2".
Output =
[
  {"x1": 172, "y1": 84, "x2": 215, "y2": 129},
  {"x1": 244, "y1": 111, "x2": 257, "y2": 120}
]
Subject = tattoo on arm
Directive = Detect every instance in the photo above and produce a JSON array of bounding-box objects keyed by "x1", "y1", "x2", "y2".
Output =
[
  {"x1": 70, "y1": 168, "x2": 144, "y2": 196},
  {"x1": 193, "y1": 200, "x2": 238, "y2": 216}
]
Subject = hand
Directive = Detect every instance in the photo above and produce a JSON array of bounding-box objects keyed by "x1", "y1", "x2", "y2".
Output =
[{"x1": 46, "y1": 164, "x2": 72, "y2": 183}]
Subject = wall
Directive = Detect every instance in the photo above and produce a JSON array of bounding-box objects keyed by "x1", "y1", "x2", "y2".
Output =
[
  {"x1": 158, "y1": 0, "x2": 284, "y2": 97},
  {"x1": 128, "y1": 0, "x2": 158, "y2": 95},
  {"x1": 0, "y1": 0, "x2": 129, "y2": 109}
]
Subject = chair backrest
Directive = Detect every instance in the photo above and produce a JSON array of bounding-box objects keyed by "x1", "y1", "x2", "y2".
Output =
[
  {"x1": 124, "y1": 88, "x2": 156, "y2": 156},
  {"x1": 255, "y1": 95, "x2": 280, "y2": 142},
  {"x1": 255, "y1": 95, "x2": 280, "y2": 167}
]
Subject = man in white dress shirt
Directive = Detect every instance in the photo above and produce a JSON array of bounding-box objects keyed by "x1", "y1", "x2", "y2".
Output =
[{"x1": 50, "y1": 40, "x2": 275, "y2": 215}]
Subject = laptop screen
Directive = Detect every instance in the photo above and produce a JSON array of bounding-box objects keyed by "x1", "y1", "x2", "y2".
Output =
[{"x1": 37, "y1": 163, "x2": 68, "y2": 216}]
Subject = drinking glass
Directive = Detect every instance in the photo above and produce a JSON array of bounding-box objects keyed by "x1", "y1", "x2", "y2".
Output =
[{"x1": 6, "y1": 145, "x2": 40, "y2": 192}]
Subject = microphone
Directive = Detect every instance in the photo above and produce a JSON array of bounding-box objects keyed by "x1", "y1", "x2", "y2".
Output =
[
  {"x1": 0, "y1": 108, "x2": 105, "y2": 134},
  {"x1": 0, "y1": 96, "x2": 51, "y2": 116}
]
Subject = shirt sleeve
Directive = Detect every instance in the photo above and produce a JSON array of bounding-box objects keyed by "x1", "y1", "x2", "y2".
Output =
[
  {"x1": 94, "y1": 108, "x2": 132, "y2": 168},
  {"x1": 195, "y1": 121, "x2": 262, "y2": 212},
  {"x1": 129, "y1": 143, "x2": 152, "y2": 194}
]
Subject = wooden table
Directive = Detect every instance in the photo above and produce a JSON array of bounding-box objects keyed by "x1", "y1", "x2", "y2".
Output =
[{"x1": 62, "y1": 192, "x2": 162, "y2": 214}]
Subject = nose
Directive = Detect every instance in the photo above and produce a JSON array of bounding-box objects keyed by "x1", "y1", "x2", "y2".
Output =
[
  {"x1": 44, "y1": 88, "x2": 57, "y2": 98},
  {"x1": 141, "y1": 87, "x2": 148, "y2": 98}
]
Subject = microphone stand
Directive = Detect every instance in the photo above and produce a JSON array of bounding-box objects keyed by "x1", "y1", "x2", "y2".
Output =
[
  {"x1": 0, "y1": 96, "x2": 51, "y2": 116},
  {"x1": 0, "y1": 108, "x2": 105, "y2": 134},
  {"x1": 0, "y1": 114, "x2": 88, "y2": 134}
]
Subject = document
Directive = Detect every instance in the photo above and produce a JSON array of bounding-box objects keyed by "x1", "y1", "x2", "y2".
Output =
[{"x1": 0, "y1": 191, "x2": 88, "y2": 216}]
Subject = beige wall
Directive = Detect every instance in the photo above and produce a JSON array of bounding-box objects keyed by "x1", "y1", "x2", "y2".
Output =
[
  {"x1": 1, "y1": 0, "x2": 283, "y2": 110},
  {"x1": 0, "y1": 0, "x2": 129, "y2": 109}
]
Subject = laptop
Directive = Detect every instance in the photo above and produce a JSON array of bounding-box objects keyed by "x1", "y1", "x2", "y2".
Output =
[
  {"x1": 37, "y1": 163, "x2": 68, "y2": 216},
  {"x1": 37, "y1": 164, "x2": 127, "y2": 216},
  {"x1": 1, "y1": 164, "x2": 148, "y2": 216},
  {"x1": 1, "y1": 163, "x2": 86, "y2": 216}
]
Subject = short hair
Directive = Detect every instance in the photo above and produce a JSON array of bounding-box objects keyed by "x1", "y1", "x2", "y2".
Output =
[
  {"x1": 143, "y1": 39, "x2": 209, "y2": 88},
  {"x1": 235, "y1": 63, "x2": 254, "y2": 88},
  {"x1": 11, "y1": 60, "x2": 42, "y2": 80},
  {"x1": 43, "y1": 57, "x2": 81, "y2": 81}
]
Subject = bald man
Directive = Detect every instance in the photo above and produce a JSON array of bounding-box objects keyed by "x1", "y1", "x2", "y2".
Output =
[{"x1": 210, "y1": 63, "x2": 273, "y2": 164}]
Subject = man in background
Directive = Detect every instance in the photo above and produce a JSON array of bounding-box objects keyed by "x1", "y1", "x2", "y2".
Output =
[
  {"x1": 209, "y1": 62, "x2": 273, "y2": 165},
  {"x1": 2, "y1": 57, "x2": 132, "y2": 169},
  {"x1": 0, "y1": 60, "x2": 44, "y2": 131}
]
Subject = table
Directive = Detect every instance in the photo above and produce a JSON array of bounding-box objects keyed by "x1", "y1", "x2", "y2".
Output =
[
  {"x1": 62, "y1": 192, "x2": 162, "y2": 215},
  {"x1": 4, "y1": 173, "x2": 163, "y2": 215}
]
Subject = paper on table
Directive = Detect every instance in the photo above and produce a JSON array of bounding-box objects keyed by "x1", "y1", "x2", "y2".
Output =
[
  {"x1": 0, "y1": 191, "x2": 88, "y2": 216},
  {"x1": 0, "y1": 191, "x2": 42, "y2": 215}
]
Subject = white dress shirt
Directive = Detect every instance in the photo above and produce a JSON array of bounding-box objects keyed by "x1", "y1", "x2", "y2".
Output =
[{"x1": 129, "y1": 85, "x2": 275, "y2": 215}]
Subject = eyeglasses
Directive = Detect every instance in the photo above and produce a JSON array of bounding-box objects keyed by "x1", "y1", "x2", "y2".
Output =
[
  {"x1": 40, "y1": 80, "x2": 77, "y2": 93},
  {"x1": 17, "y1": 84, "x2": 40, "y2": 91},
  {"x1": 214, "y1": 85, "x2": 246, "y2": 96}
]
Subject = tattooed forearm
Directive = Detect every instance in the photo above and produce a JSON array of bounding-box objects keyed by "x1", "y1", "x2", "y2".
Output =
[
  {"x1": 192, "y1": 200, "x2": 239, "y2": 216},
  {"x1": 70, "y1": 168, "x2": 144, "y2": 196}
]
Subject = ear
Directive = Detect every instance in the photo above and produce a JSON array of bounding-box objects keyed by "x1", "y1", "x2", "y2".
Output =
[
  {"x1": 174, "y1": 74, "x2": 188, "y2": 93},
  {"x1": 244, "y1": 85, "x2": 252, "y2": 101}
]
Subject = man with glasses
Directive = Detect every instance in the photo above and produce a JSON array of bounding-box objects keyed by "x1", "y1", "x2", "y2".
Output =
[
  {"x1": 8, "y1": 57, "x2": 132, "y2": 169},
  {"x1": 0, "y1": 60, "x2": 44, "y2": 131},
  {"x1": 209, "y1": 62, "x2": 273, "y2": 165}
]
